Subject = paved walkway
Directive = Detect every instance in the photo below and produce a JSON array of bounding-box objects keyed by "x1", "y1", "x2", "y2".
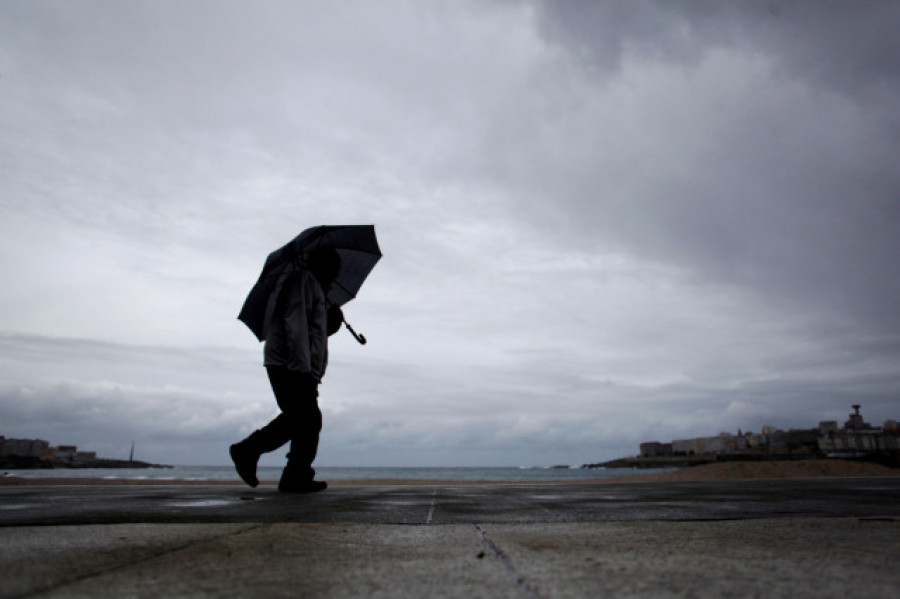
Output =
[{"x1": 2, "y1": 478, "x2": 900, "y2": 597}]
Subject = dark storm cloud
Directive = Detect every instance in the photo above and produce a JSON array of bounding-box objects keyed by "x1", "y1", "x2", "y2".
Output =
[
  {"x1": 492, "y1": 1, "x2": 900, "y2": 336},
  {"x1": 536, "y1": 0, "x2": 900, "y2": 94}
]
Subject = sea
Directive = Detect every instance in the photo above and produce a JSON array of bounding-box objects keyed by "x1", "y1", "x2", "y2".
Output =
[{"x1": 2, "y1": 465, "x2": 673, "y2": 483}]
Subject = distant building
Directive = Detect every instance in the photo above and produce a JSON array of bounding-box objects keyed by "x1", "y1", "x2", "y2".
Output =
[
  {"x1": 53, "y1": 445, "x2": 78, "y2": 461},
  {"x1": 671, "y1": 438, "x2": 698, "y2": 456},
  {"x1": 640, "y1": 442, "x2": 672, "y2": 457},
  {"x1": 819, "y1": 431, "x2": 887, "y2": 453},
  {"x1": 844, "y1": 405, "x2": 872, "y2": 431},
  {"x1": 642, "y1": 405, "x2": 899, "y2": 459},
  {"x1": 671, "y1": 432, "x2": 748, "y2": 456},
  {"x1": 818, "y1": 421, "x2": 838, "y2": 435},
  {"x1": 710, "y1": 432, "x2": 744, "y2": 453},
  {"x1": 1, "y1": 436, "x2": 112, "y2": 466},
  {"x1": 0, "y1": 437, "x2": 50, "y2": 458},
  {"x1": 72, "y1": 451, "x2": 97, "y2": 465},
  {"x1": 744, "y1": 432, "x2": 768, "y2": 449},
  {"x1": 770, "y1": 429, "x2": 820, "y2": 454}
]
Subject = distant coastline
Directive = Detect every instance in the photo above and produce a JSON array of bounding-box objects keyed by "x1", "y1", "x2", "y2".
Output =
[
  {"x1": 585, "y1": 452, "x2": 900, "y2": 470},
  {"x1": 1, "y1": 435, "x2": 172, "y2": 470},
  {"x1": 594, "y1": 405, "x2": 899, "y2": 470},
  {"x1": 0, "y1": 455, "x2": 172, "y2": 470}
]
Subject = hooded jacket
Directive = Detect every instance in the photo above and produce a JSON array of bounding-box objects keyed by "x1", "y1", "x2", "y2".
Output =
[{"x1": 263, "y1": 269, "x2": 328, "y2": 381}]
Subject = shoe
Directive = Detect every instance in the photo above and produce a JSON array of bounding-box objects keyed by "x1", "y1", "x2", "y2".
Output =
[
  {"x1": 278, "y1": 479, "x2": 327, "y2": 493},
  {"x1": 229, "y1": 443, "x2": 260, "y2": 488}
]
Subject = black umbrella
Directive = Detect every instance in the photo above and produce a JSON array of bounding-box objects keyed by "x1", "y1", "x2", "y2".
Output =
[{"x1": 238, "y1": 225, "x2": 382, "y2": 344}]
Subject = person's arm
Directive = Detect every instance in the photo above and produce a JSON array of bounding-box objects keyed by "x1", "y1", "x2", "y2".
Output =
[
  {"x1": 283, "y1": 270, "x2": 328, "y2": 380},
  {"x1": 326, "y1": 304, "x2": 343, "y2": 336},
  {"x1": 282, "y1": 274, "x2": 313, "y2": 374},
  {"x1": 306, "y1": 276, "x2": 329, "y2": 380}
]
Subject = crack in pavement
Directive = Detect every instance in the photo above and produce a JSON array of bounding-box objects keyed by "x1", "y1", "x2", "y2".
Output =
[
  {"x1": 19, "y1": 524, "x2": 263, "y2": 599},
  {"x1": 474, "y1": 524, "x2": 542, "y2": 599},
  {"x1": 426, "y1": 487, "x2": 437, "y2": 524}
]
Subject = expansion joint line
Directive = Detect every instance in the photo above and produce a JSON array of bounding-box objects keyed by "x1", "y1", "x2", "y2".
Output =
[
  {"x1": 425, "y1": 487, "x2": 437, "y2": 524},
  {"x1": 473, "y1": 524, "x2": 542, "y2": 599},
  {"x1": 30, "y1": 523, "x2": 267, "y2": 598}
]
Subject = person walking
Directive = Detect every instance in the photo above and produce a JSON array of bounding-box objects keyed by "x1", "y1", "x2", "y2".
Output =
[{"x1": 230, "y1": 247, "x2": 342, "y2": 493}]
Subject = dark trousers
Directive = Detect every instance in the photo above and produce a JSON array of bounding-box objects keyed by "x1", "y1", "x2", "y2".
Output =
[{"x1": 242, "y1": 366, "x2": 322, "y2": 482}]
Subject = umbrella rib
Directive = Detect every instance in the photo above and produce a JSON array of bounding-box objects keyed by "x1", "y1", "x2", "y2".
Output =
[{"x1": 331, "y1": 279, "x2": 356, "y2": 299}]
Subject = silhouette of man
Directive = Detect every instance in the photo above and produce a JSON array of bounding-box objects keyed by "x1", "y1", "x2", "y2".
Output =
[{"x1": 230, "y1": 247, "x2": 342, "y2": 493}]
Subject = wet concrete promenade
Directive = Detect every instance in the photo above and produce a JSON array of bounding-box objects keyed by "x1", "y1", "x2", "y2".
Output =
[{"x1": 2, "y1": 477, "x2": 900, "y2": 597}]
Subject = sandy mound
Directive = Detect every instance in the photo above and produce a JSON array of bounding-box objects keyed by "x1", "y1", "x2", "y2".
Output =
[{"x1": 612, "y1": 459, "x2": 899, "y2": 483}]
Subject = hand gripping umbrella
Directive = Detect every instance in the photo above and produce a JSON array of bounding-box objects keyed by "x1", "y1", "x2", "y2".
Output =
[{"x1": 238, "y1": 225, "x2": 382, "y2": 344}]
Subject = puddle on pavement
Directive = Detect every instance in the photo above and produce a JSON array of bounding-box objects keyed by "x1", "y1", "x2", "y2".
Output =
[{"x1": 169, "y1": 499, "x2": 239, "y2": 508}]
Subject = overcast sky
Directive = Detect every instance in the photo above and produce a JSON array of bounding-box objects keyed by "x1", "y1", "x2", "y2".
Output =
[{"x1": 2, "y1": 1, "x2": 898, "y2": 468}]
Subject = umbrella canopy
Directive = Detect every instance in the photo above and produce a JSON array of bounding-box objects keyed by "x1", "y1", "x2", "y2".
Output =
[{"x1": 238, "y1": 225, "x2": 382, "y2": 342}]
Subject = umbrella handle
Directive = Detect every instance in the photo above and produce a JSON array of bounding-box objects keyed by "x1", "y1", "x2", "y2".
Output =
[{"x1": 343, "y1": 318, "x2": 367, "y2": 345}]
